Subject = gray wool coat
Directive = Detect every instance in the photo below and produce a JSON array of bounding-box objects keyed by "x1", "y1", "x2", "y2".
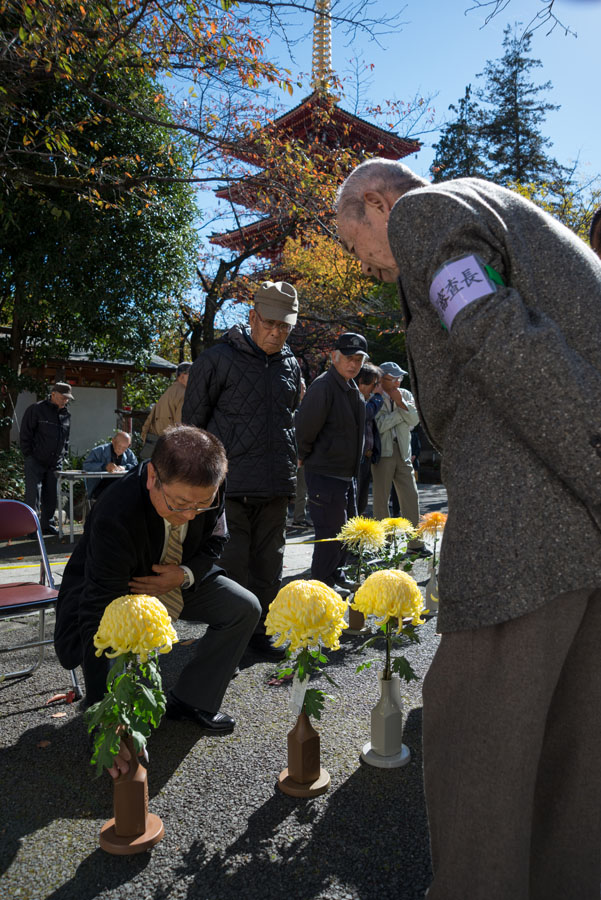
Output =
[{"x1": 388, "y1": 177, "x2": 601, "y2": 632}]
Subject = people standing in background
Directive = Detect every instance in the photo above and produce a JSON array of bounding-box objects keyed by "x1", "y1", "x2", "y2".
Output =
[
  {"x1": 356, "y1": 362, "x2": 383, "y2": 515},
  {"x1": 20, "y1": 381, "x2": 73, "y2": 536},
  {"x1": 295, "y1": 333, "x2": 367, "y2": 595},
  {"x1": 140, "y1": 362, "x2": 192, "y2": 459},
  {"x1": 371, "y1": 361, "x2": 423, "y2": 549}
]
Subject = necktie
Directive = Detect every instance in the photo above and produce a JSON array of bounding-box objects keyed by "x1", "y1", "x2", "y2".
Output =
[{"x1": 158, "y1": 524, "x2": 184, "y2": 621}]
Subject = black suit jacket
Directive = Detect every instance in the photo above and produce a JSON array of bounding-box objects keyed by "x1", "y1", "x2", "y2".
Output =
[{"x1": 54, "y1": 462, "x2": 227, "y2": 669}]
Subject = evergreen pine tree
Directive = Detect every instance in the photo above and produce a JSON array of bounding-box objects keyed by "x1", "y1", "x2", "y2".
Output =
[
  {"x1": 477, "y1": 24, "x2": 561, "y2": 185},
  {"x1": 431, "y1": 85, "x2": 488, "y2": 182}
]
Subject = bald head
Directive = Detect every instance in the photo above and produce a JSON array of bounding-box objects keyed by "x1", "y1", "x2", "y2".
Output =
[
  {"x1": 335, "y1": 158, "x2": 427, "y2": 224},
  {"x1": 335, "y1": 158, "x2": 427, "y2": 282},
  {"x1": 112, "y1": 431, "x2": 131, "y2": 456}
]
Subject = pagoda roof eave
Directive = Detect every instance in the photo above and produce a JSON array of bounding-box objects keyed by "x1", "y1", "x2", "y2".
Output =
[
  {"x1": 209, "y1": 216, "x2": 285, "y2": 250},
  {"x1": 269, "y1": 91, "x2": 421, "y2": 157}
]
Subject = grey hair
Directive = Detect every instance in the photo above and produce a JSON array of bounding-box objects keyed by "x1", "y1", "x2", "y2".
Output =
[{"x1": 335, "y1": 158, "x2": 427, "y2": 222}]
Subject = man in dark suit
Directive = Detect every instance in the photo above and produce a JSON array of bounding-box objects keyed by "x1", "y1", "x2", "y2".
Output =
[
  {"x1": 336, "y1": 159, "x2": 601, "y2": 900},
  {"x1": 54, "y1": 425, "x2": 260, "y2": 736}
]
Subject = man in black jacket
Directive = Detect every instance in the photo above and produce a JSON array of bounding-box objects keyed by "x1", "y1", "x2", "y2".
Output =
[
  {"x1": 54, "y1": 425, "x2": 261, "y2": 734},
  {"x1": 295, "y1": 333, "x2": 367, "y2": 593},
  {"x1": 20, "y1": 381, "x2": 73, "y2": 535},
  {"x1": 183, "y1": 282, "x2": 302, "y2": 658}
]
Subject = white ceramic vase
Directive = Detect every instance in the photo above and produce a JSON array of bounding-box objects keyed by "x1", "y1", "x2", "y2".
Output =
[
  {"x1": 360, "y1": 672, "x2": 411, "y2": 769},
  {"x1": 425, "y1": 559, "x2": 438, "y2": 616}
]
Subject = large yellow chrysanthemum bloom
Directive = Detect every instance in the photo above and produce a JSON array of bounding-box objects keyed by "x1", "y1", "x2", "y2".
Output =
[
  {"x1": 417, "y1": 511, "x2": 448, "y2": 536},
  {"x1": 265, "y1": 580, "x2": 348, "y2": 652},
  {"x1": 93, "y1": 594, "x2": 178, "y2": 662},
  {"x1": 352, "y1": 569, "x2": 426, "y2": 629},
  {"x1": 337, "y1": 516, "x2": 387, "y2": 552},
  {"x1": 381, "y1": 517, "x2": 415, "y2": 537}
]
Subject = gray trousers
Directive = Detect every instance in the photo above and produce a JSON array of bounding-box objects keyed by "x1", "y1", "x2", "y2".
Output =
[
  {"x1": 422, "y1": 587, "x2": 601, "y2": 900},
  {"x1": 174, "y1": 574, "x2": 260, "y2": 713},
  {"x1": 371, "y1": 442, "x2": 419, "y2": 525},
  {"x1": 217, "y1": 496, "x2": 289, "y2": 631},
  {"x1": 82, "y1": 574, "x2": 260, "y2": 713}
]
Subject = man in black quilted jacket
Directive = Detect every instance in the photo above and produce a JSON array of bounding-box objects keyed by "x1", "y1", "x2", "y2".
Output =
[{"x1": 182, "y1": 282, "x2": 302, "y2": 658}]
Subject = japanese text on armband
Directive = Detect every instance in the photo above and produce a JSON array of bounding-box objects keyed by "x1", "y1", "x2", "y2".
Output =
[{"x1": 429, "y1": 254, "x2": 498, "y2": 330}]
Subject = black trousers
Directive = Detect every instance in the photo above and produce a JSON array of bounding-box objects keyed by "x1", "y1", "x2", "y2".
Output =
[
  {"x1": 357, "y1": 455, "x2": 373, "y2": 515},
  {"x1": 305, "y1": 471, "x2": 357, "y2": 583},
  {"x1": 24, "y1": 456, "x2": 57, "y2": 526},
  {"x1": 217, "y1": 495, "x2": 289, "y2": 633}
]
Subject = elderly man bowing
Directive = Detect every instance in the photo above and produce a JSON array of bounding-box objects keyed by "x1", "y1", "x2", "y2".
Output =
[{"x1": 336, "y1": 158, "x2": 601, "y2": 900}]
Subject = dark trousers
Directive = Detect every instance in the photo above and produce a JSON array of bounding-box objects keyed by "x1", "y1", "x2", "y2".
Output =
[
  {"x1": 357, "y1": 455, "x2": 373, "y2": 515},
  {"x1": 217, "y1": 495, "x2": 289, "y2": 632},
  {"x1": 423, "y1": 587, "x2": 601, "y2": 900},
  {"x1": 305, "y1": 471, "x2": 357, "y2": 583},
  {"x1": 24, "y1": 456, "x2": 57, "y2": 526},
  {"x1": 83, "y1": 573, "x2": 260, "y2": 712}
]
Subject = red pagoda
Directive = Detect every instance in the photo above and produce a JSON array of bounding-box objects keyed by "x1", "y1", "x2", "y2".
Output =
[{"x1": 210, "y1": 0, "x2": 421, "y2": 263}]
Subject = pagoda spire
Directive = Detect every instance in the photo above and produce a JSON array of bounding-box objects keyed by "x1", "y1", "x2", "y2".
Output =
[{"x1": 311, "y1": 0, "x2": 333, "y2": 93}]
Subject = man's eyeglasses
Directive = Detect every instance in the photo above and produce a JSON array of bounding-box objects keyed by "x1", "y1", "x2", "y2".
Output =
[
  {"x1": 155, "y1": 471, "x2": 219, "y2": 513},
  {"x1": 254, "y1": 308, "x2": 292, "y2": 334}
]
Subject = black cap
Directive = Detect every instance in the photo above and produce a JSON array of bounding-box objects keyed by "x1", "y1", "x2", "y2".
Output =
[{"x1": 334, "y1": 332, "x2": 368, "y2": 357}]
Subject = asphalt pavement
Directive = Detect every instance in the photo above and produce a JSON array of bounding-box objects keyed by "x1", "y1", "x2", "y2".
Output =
[{"x1": 0, "y1": 483, "x2": 447, "y2": 900}]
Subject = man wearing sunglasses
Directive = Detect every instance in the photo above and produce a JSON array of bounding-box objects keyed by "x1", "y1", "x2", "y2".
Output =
[
  {"x1": 183, "y1": 281, "x2": 302, "y2": 659},
  {"x1": 54, "y1": 425, "x2": 261, "y2": 736}
]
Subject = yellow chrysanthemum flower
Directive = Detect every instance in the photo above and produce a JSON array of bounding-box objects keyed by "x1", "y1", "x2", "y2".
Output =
[
  {"x1": 337, "y1": 516, "x2": 388, "y2": 552},
  {"x1": 381, "y1": 517, "x2": 415, "y2": 537},
  {"x1": 265, "y1": 580, "x2": 348, "y2": 652},
  {"x1": 417, "y1": 511, "x2": 448, "y2": 536},
  {"x1": 94, "y1": 594, "x2": 178, "y2": 662},
  {"x1": 352, "y1": 569, "x2": 426, "y2": 629}
]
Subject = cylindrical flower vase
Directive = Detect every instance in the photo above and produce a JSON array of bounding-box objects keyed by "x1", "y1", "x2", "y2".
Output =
[
  {"x1": 99, "y1": 736, "x2": 164, "y2": 854},
  {"x1": 278, "y1": 711, "x2": 330, "y2": 797},
  {"x1": 425, "y1": 562, "x2": 438, "y2": 618},
  {"x1": 361, "y1": 673, "x2": 411, "y2": 769}
]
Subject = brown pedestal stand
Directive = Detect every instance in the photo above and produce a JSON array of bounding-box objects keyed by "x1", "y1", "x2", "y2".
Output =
[
  {"x1": 346, "y1": 607, "x2": 368, "y2": 634},
  {"x1": 278, "y1": 711, "x2": 330, "y2": 797},
  {"x1": 99, "y1": 736, "x2": 165, "y2": 855}
]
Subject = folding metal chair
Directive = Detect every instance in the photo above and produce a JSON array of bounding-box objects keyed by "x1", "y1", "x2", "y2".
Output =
[{"x1": 0, "y1": 499, "x2": 81, "y2": 697}]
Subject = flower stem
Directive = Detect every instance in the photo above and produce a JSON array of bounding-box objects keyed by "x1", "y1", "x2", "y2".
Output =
[{"x1": 384, "y1": 620, "x2": 392, "y2": 680}]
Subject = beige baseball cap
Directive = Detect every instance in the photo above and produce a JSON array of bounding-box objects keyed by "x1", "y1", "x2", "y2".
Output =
[{"x1": 254, "y1": 281, "x2": 299, "y2": 326}]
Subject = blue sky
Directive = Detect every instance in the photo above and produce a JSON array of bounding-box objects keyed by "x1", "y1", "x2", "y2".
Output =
[{"x1": 267, "y1": 0, "x2": 600, "y2": 181}]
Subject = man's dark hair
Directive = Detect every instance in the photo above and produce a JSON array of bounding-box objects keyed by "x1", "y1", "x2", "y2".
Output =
[
  {"x1": 176, "y1": 362, "x2": 192, "y2": 377},
  {"x1": 357, "y1": 362, "x2": 382, "y2": 386},
  {"x1": 152, "y1": 425, "x2": 227, "y2": 487},
  {"x1": 589, "y1": 206, "x2": 601, "y2": 255}
]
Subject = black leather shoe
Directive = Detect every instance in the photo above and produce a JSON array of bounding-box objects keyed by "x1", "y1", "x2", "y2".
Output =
[
  {"x1": 322, "y1": 579, "x2": 351, "y2": 599},
  {"x1": 42, "y1": 523, "x2": 59, "y2": 536},
  {"x1": 165, "y1": 691, "x2": 235, "y2": 733},
  {"x1": 248, "y1": 634, "x2": 287, "y2": 660},
  {"x1": 335, "y1": 571, "x2": 360, "y2": 590}
]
